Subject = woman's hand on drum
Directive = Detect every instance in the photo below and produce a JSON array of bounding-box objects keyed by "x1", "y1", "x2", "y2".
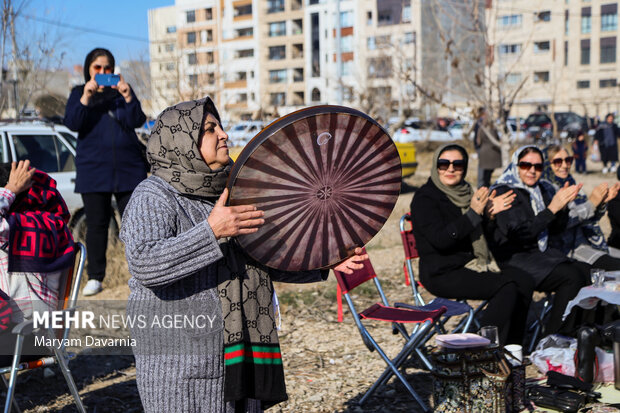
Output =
[
  {"x1": 207, "y1": 189, "x2": 265, "y2": 239},
  {"x1": 486, "y1": 189, "x2": 515, "y2": 219},
  {"x1": 332, "y1": 247, "x2": 368, "y2": 275}
]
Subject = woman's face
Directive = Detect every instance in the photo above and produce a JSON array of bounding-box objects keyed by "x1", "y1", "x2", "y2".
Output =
[
  {"x1": 550, "y1": 148, "x2": 573, "y2": 179},
  {"x1": 517, "y1": 151, "x2": 543, "y2": 187},
  {"x1": 89, "y1": 55, "x2": 112, "y2": 81},
  {"x1": 437, "y1": 149, "x2": 465, "y2": 187},
  {"x1": 199, "y1": 113, "x2": 229, "y2": 170}
]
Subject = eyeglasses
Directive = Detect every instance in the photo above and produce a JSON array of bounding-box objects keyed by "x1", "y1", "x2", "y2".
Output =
[
  {"x1": 517, "y1": 161, "x2": 544, "y2": 172},
  {"x1": 92, "y1": 64, "x2": 113, "y2": 74},
  {"x1": 437, "y1": 159, "x2": 466, "y2": 171},
  {"x1": 551, "y1": 156, "x2": 574, "y2": 167}
]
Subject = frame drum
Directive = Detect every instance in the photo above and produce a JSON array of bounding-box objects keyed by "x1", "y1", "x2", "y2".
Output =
[{"x1": 227, "y1": 105, "x2": 401, "y2": 271}]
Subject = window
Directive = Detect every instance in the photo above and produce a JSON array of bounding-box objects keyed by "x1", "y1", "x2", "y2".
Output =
[
  {"x1": 600, "y1": 78, "x2": 617, "y2": 87},
  {"x1": 201, "y1": 29, "x2": 213, "y2": 43},
  {"x1": 188, "y1": 53, "x2": 197, "y2": 65},
  {"x1": 237, "y1": 27, "x2": 253, "y2": 37},
  {"x1": 581, "y1": 39, "x2": 591, "y2": 64},
  {"x1": 367, "y1": 11, "x2": 372, "y2": 25},
  {"x1": 534, "y1": 71, "x2": 550, "y2": 83},
  {"x1": 187, "y1": 32, "x2": 196, "y2": 44},
  {"x1": 188, "y1": 74, "x2": 198, "y2": 87},
  {"x1": 269, "y1": 21, "x2": 286, "y2": 37},
  {"x1": 270, "y1": 92, "x2": 285, "y2": 106},
  {"x1": 601, "y1": 37, "x2": 617, "y2": 63},
  {"x1": 378, "y1": 9, "x2": 393, "y2": 25},
  {"x1": 166, "y1": 26, "x2": 176, "y2": 33},
  {"x1": 536, "y1": 11, "x2": 551, "y2": 22},
  {"x1": 367, "y1": 57, "x2": 392, "y2": 78},
  {"x1": 497, "y1": 14, "x2": 523, "y2": 28},
  {"x1": 237, "y1": 49, "x2": 254, "y2": 58},
  {"x1": 498, "y1": 43, "x2": 521, "y2": 54},
  {"x1": 506, "y1": 73, "x2": 522, "y2": 84},
  {"x1": 565, "y1": 40, "x2": 569, "y2": 66},
  {"x1": 342, "y1": 61, "x2": 353, "y2": 76},
  {"x1": 403, "y1": 5, "x2": 412, "y2": 22},
  {"x1": 12, "y1": 134, "x2": 73, "y2": 173},
  {"x1": 269, "y1": 45, "x2": 286, "y2": 60},
  {"x1": 582, "y1": 7, "x2": 592, "y2": 33},
  {"x1": 165, "y1": 43, "x2": 174, "y2": 52},
  {"x1": 186, "y1": 10, "x2": 195, "y2": 23},
  {"x1": 206, "y1": 52, "x2": 214, "y2": 64},
  {"x1": 235, "y1": 4, "x2": 252, "y2": 16},
  {"x1": 534, "y1": 41, "x2": 550, "y2": 52},
  {"x1": 577, "y1": 80, "x2": 590, "y2": 88},
  {"x1": 341, "y1": 35, "x2": 353, "y2": 53},
  {"x1": 205, "y1": 8, "x2": 213, "y2": 20},
  {"x1": 268, "y1": 0, "x2": 284, "y2": 13},
  {"x1": 339, "y1": 11, "x2": 354, "y2": 27},
  {"x1": 565, "y1": 9, "x2": 569, "y2": 35},
  {"x1": 601, "y1": 4, "x2": 618, "y2": 31},
  {"x1": 293, "y1": 68, "x2": 303, "y2": 82},
  {"x1": 367, "y1": 36, "x2": 376, "y2": 50},
  {"x1": 403, "y1": 32, "x2": 415, "y2": 44},
  {"x1": 311, "y1": 88, "x2": 321, "y2": 102},
  {"x1": 165, "y1": 62, "x2": 175, "y2": 71},
  {"x1": 292, "y1": 19, "x2": 303, "y2": 35},
  {"x1": 269, "y1": 69, "x2": 287, "y2": 83}
]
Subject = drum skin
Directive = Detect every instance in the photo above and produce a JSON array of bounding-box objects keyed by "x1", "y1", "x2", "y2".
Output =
[{"x1": 227, "y1": 105, "x2": 401, "y2": 271}]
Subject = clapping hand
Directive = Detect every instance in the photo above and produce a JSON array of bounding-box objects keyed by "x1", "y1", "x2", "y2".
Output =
[
  {"x1": 589, "y1": 183, "x2": 608, "y2": 208},
  {"x1": 470, "y1": 187, "x2": 490, "y2": 215},
  {"x1": 548, "y1": 182, "x2": 582, "y2": 213},
  {"x1": 604, "y1": 182, "x2": 620, "y2": 203},
  {"x1": 486, "y1": 189, "x2": 515, "y2": 219}
]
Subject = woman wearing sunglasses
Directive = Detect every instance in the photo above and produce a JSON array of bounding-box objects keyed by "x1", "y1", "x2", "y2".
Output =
[
  {"x1": 543, "y1": 145, "x2": 620, "y2": 270},
  {"x1": 410, "y1": 144, "x2": 534, "y2": 346},
  {"x1": 488, "y1": 145, "x2": 590, "y2": 335},
  {"x1": 64, "y1": 48, "x2": 148, "y2": 296}
]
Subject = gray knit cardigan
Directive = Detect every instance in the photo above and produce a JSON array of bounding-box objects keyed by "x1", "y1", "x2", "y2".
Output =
[{"x1": 121, "y1": 175, "x2": 324, "y2": 413}]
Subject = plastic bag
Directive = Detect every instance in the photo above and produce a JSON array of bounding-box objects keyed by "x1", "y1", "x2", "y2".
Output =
[
  {"x1": 594, "y1": 347, "x2": 615, "y2": 383},
  {"x1": 590, "y1": 141, "x2": 601, "y2": 162},
  {"x1": 530, "y1": 335, "x2": 577, "y2": 376}
]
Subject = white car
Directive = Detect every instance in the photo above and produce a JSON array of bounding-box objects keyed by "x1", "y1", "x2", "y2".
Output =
[
  {"x1": 227, "y1": 121, "x2": 264, "y2": 146},
  {"x1": 0, "y1": 120, "x2": 115, "y2": 241},
  {"x1": 392, "y1": 126, "x2": 455, "y2": 142}
]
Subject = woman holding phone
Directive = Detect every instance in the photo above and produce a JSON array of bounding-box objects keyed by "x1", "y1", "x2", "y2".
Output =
[{"x1": 64, "y1": 47, "x2": 147, "y2": 296}]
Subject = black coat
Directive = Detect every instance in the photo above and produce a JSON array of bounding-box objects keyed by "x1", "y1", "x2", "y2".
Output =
[
  {"x1": 607, "y1": 193, "x2": 620, "y2": 249},
  {"x1": 594, "y1": 122, "x2": 620, "y2": 163},
  {"x1": 410, "y1": 179, "x2": 483, "y2": 284},
  {"x1": 485, "y1": 185, "x2": 569, "y2": 284},
  {"x1": 64, "y1": 86, "x2": 148, "y2": 194}
]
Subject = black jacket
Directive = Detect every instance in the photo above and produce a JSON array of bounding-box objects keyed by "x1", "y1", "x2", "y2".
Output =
[
  {"x1": 410, "y1": 179, "x2": 483, "y2": 284},
  {"x1": 485, "y1": 185, "x2": 569, "y2": 284},
  {"x1": 608, "y1": 193, "x2": 620, "y2": 249}
]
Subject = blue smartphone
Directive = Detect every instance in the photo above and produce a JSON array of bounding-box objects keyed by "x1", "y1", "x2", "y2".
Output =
[{"x1": 95, "y1": 73, "x2": 120, "y2": 87}]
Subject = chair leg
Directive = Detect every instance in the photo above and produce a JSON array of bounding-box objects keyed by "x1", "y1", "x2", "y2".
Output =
[
  {"x1": 1, "y1": 374, "x2": 21, "y2": 413},
  {"x1": 3, "y1": 334, "x2": 26, "y2": 413},
  {"x1": 51, "y1": 347, "x2": 86, "y2": 413},
  {"x1": 359, "y1": 324, "x2": 432, "y2": 413}
]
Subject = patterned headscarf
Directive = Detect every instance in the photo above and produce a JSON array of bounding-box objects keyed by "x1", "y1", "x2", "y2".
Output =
[
  {"x1": 542, "y1": 149, "x2": 608, "y2": 252},
  {"x1": 147, "y1": 97, "x2": 232, "y2": 199},
  {"x1": 493, "y1": 145, "x2": 553, "y2": 251}
]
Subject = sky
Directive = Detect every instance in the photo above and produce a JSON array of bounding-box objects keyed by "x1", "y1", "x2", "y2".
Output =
[{"x1": 19, "y1": 0, "x2": 174, "y2": 68}]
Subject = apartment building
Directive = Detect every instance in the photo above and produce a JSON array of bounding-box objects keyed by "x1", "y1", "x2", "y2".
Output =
[
  {"x1": 489, "y1": 0, "x2": 620, "y2": 118},
  {"x1": 148, "y1": 6, "x2": 179, "y2": 114}
]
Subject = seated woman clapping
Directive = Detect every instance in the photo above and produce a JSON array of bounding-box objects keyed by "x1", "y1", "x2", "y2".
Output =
[
  {"x1": 487, "y1": 145, "x2": 590, "y2": 335},
  {"x1": 543, "y1": 145, "x2": 620, "y2": 270},
  {"x1": 410, "y1": 144, "x2": 534, "y2": 346}
]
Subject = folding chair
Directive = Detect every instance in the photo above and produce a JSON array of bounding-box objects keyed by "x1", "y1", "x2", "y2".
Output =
[
  {"x1": 398, "y1": 213, "x2": 478, "y2": 337},
  {"x1": 334, "y1": 252, "x2": 446, "y2": 413},
  {"x1": 526, "y1": 293, "x2": 553, "y2": 354},
  {"x1": 2, "y1": 242, "x2": 87, "y2": 413}
]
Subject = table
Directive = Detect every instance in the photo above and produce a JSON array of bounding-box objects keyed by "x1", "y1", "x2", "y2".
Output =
[{"x1": 562, "y1": 282, "x2": 620, "y2": 320}]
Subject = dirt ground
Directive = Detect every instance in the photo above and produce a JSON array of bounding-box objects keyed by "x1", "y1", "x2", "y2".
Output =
[{"x1": 4, "y1": 143, "x2": 620, "y2": 412}]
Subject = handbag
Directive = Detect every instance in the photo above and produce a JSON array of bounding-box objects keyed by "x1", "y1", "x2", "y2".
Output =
[{"x1": 527, "y1": 385, "x2": 585, "y2": 413}]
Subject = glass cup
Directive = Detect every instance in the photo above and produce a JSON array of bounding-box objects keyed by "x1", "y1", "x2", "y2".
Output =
[
  {"x1": 479, "y1": 325, "x2": 499, "y2": 346},
  {"x1": 590, "y1": 268, "x2": 605, "y2": 288}
]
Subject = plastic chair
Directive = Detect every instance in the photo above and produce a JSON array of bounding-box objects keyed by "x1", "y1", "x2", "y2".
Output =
[
  {"x1": 1, "y1": 242, "x2": 87, "y2": 413},
  {"x1": 334, "y1": 251, "x2": 446, "y2": 413},
  {"x1": 398, "y1": 213, "x2": 478, "y2": 337}
]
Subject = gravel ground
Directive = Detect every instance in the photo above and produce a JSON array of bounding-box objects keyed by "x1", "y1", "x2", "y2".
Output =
[{"x1": 5, "y1": 144, "x2": 620, "y2": 412}]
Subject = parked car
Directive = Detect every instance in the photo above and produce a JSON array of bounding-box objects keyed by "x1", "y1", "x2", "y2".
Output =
[
  {"x1": 227, "y1": 121, "x2": 264, "y2": 146},
  {"x1": 522, "y1": 111, "x2": 588, "y2": 140},
  {"x1": 0, "y1": 119, "x2": 117, "y2": 242}
]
